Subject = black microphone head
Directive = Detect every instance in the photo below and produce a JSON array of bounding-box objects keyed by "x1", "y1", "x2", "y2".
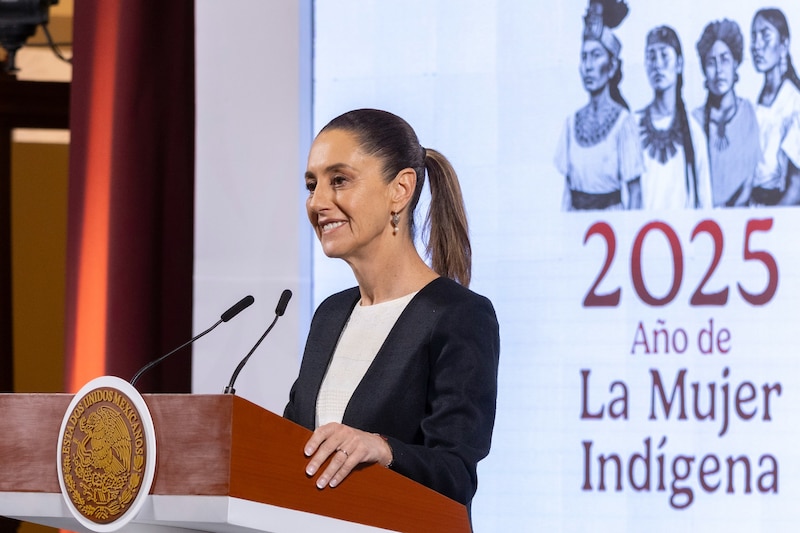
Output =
[
  {"x1": 275, "y1": 289, "x2": 292, "y2": 316},
  {"x1": 221, "y1": 295, "x2": 255, "y2": 322}
]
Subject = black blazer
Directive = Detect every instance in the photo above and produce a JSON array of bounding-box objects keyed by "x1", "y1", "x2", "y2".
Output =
[{"x1": 284, "y1": 277, "x2": 500, "y2": 506}]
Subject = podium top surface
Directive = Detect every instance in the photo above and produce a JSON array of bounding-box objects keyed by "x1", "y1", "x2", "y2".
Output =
[{"x1": 0, "y1": 393, "x2": 470, "y2": 532}]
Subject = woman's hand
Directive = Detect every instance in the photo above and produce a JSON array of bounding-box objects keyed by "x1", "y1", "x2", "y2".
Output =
[{"x1": 303, "y1": 423, "x2": 393, "y2": 489}]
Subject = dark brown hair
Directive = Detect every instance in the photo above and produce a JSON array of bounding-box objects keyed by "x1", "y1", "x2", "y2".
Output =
[{"x1": 320, "y1": 109, "x2": 471, "y2": 286}]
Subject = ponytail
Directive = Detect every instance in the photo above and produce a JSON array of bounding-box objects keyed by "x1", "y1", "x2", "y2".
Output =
[
  {"x1": 609, "y1": 58, "x2": 630, "y2": 110},
  {"x1": 676, "y1": 74, "x2": 699, "y2": 207},
  {"x1": 703, "y1": 94, "x2": 712, "y2": 142},
  {"x1": 422, "y1": 149, "x2": 471, "y2": 287}
]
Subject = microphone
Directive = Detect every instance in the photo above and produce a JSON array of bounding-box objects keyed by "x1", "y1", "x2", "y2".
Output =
[
  {"x1": 130, "y1": 295, "x2": 255, "y2": 388},
  {"x1": 223, "y1": 289, "x2": 292, "y2": 395}
]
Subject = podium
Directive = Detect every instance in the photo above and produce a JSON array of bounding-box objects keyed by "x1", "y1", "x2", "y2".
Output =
[{"x1": 0, "y1": 393, "x2": 471, "y2": 533}]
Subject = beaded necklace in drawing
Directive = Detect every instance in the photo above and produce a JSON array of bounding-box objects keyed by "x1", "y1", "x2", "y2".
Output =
[
  {"x1": 574, "y1": 101, "x2": 622, "y2": 147},
  {"x1": 639, "y1": 104, "x2": 683, "y2": 164}
]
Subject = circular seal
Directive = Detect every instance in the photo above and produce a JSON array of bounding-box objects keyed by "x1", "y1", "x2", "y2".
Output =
[{"x1": 57, "y1": 376, "x2": 157, "y2": 532}]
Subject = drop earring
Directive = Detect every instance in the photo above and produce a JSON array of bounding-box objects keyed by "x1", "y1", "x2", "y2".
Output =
[{"x1": 391, "y1": 211, "x2": 400, "y2": 235}]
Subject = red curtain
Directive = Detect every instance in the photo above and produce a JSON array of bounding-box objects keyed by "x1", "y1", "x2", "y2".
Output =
[{"x1": 65, "y1": 0, "x2": 195, "y2": 393}]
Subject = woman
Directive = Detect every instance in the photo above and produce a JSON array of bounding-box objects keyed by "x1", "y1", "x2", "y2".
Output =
[
  {"x1": 555, "y1": 0, "x2": 643, "y2": 210},
  {"x1": 750, "y1": 8, "x2": 800, "y2": 206},
  {"x1": 693, "y1": 19, "x2": 760, "y2": 207},
  {"x1": 283, "y1": 109, "x2": 500, "y2": 508},
  {"x1": 639, "y1": 26, "x2": 712, "y2": 210}
]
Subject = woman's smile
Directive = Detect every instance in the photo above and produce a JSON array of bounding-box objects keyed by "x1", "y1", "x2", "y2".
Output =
[{"x1": 321, "y1": 220, "x2": 347, "y2": 233}]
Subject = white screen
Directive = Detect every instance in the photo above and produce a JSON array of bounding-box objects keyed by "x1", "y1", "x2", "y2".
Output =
[{"x1": 312, "y1": 1, "x2": 800, "y2": 530}]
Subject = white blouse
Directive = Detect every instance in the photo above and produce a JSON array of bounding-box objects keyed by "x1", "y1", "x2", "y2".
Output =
[
  {"x1": 639, "y1": 111, "x2": 712, "y2": 210},
  {"x1": 316, "y1": 292, "x2": 417, "y2": 427},
  {"x1": 554, "y1": 107, "x2": 643, "y2": 195},
  {"x1": 753, "y1": 81, "x2": 800, "y2": 191}
]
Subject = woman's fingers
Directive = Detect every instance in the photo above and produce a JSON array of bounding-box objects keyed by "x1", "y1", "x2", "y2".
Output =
[
  {"x1": 302, "y1": 423, "x2": 382, "y2": 488},
  {"x1": 303, "y1": 423, "x2": 340, "y2": 476},
  {"x1": 316, "y1": 446, "x2": 357, "y2": 488},
  {"x1": 303, "y1": 422, "x2": 335, "y2": 458}
]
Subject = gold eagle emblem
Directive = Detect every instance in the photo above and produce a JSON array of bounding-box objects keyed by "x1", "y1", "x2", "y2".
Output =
[{"x1": 60, "y1": 387, "x2": 147, "y2": 524}]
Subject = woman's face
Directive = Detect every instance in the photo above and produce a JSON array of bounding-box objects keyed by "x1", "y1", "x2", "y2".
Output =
[
  {"x1": 751, "y1": 16, "x2": 787, "y2": 73},
  {"x1": 645, "y1": 42, "x2": 682, "y2": 92},
  {"x1": 304, "y1": 129, "x2": 394, "y2": 261},
  {"x1": 580, "y1": 39, "x2": 615, "y2": 94},
  {"x1": 703, "y1": 39, "x2": 738, "y2": 96}
]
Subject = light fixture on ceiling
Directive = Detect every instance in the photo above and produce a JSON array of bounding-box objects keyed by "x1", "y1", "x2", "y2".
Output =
[{"x1": 0, "y1": 0, "x2": 59, "y2": 74}]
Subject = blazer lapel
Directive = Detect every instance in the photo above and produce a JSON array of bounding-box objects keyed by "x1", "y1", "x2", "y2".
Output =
[
  {"x1": 342, "y1": 282, "x2": 439, "y2": 426},
  {"x1": 300, "y1": 288, "x2": 360, "y2": 427}
]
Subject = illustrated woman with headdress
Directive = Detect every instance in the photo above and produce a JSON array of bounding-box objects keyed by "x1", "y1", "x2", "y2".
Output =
[
  {"x1": 554, "y1": 0, "x2": 643, "y2": 211},
  {"x1": 693, "y1": 19, "x2": 761, "y2": 207},
  {"x1": 749, "y1": 8, "x2": 800, "y2": 206},
  {"x1": 639, "y1": 26, "x2": 712, "y2": 210}
]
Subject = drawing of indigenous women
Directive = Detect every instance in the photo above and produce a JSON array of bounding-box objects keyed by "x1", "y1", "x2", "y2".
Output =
[
  {"x1": 693, "y1": 19, "x2": 760, "y2": 207},
  {"x1": 638, "y1": 26, "x2": 712, "y2": 210},
  {"x1": 554, "y1": 0, "x2": 643, "y2": 211},
  {"x1": 749, "y1": 8, "x2": 800, "y2": 206}
]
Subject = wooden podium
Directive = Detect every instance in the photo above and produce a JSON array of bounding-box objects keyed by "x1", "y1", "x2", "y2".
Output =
[{"x1": 0, "y1": 393, "x2": 471, "y2": 533}]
